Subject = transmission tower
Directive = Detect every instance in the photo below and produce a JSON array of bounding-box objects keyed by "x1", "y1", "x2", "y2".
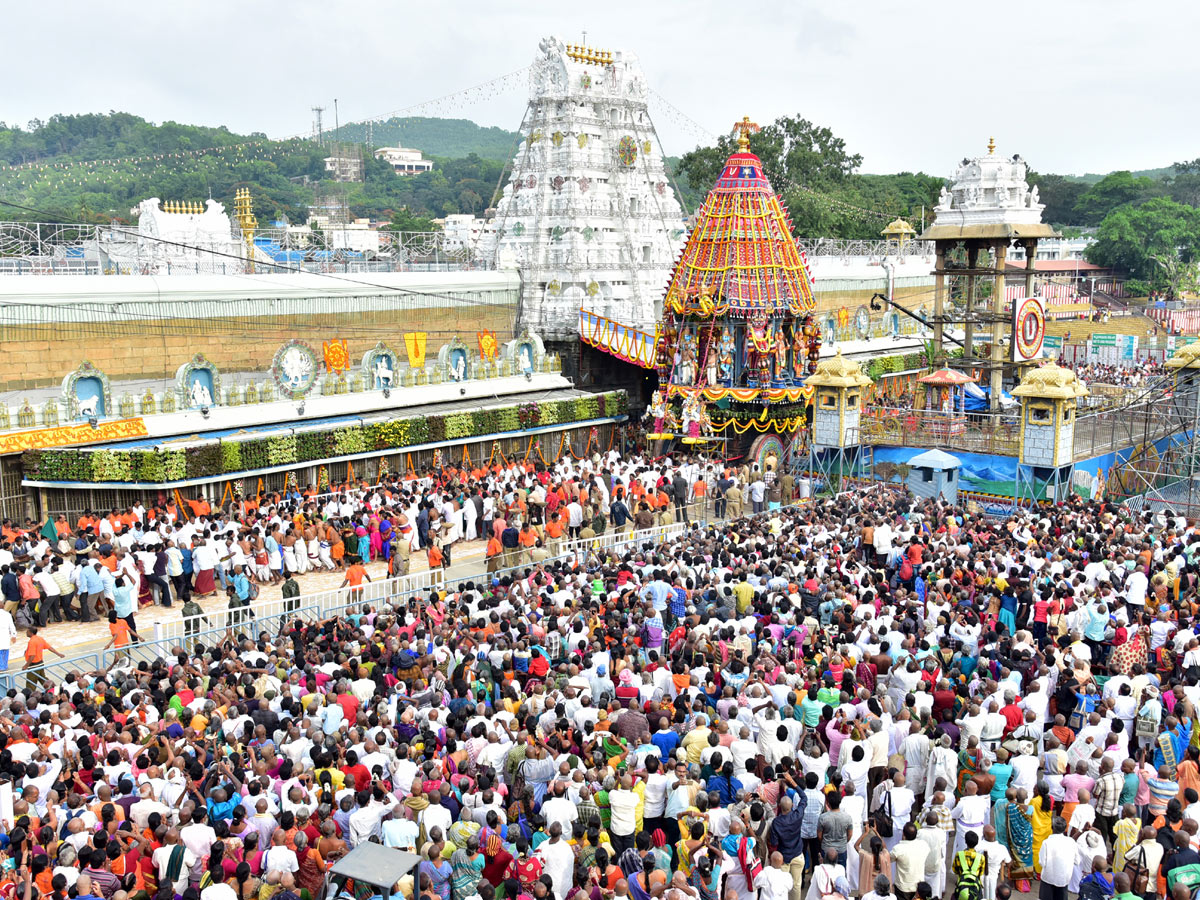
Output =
[{"x1": 311, "y1": 106, "x2": 325, "y2": 146}]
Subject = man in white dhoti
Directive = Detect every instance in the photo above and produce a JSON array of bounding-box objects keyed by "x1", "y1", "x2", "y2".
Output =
[
  {"x1": 876, "y1": 773, "x2": 915, "y2": 853},
  {"x1": 950, "y1": 781, "x2": 991, "y2": 854},
  {"x1": 929, "y1": 734, "x2": 958, "y2": 791},
  {"x1": 463, "y1": 498, "x2": 479, "y2": 542},
  {"x1": 900, "y1": 723, "x2": 932, "y2": 799}
]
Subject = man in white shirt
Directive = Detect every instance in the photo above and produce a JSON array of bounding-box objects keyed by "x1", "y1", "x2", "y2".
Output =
[
  {"x1": 262, "y1": 830, "x2": 299, "y2": 875},
  {"x1": 608, "y1": 774, "x2": 641, "y2": 852},
  {"x1": 199, "y1": 868, "x2": 237, "y2": 900},
  {"x1": 179, "y1": 810, "x2": 216, "y2": 864},
  {"x1": 976, "y1": 824, "x2": 1012, "y2": 900},
  {"x1": 757, "y1": 852, "x2": 794, "y2": 900},
  {"x1": 153, "y1": 836, "x2": 198, "y2": 896},
  {"x1": 535, "y1": 823, "x2": 576, "y2": 900},
  {"x1": 891, "y1": 823, "x2": 930, "y2": 900},
  {"x1": 1038, "y1": 817, "x2": 1076, "y2": 898},
  {"x1": 541, "y1": 782, "x2": 578, "y2": 833}
]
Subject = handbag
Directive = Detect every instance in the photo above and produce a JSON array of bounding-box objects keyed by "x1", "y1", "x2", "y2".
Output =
[
  {"x1": 1136, "y1": 709, "x2": 1160, "y2": 740},
  {"x1": 1126, "y1": 847, "x2": 1150, "y2": 895},
  {"x1": 815, "y1": 865, "x2": 847, "y2": 900},
  {"x1": 872, "y1": 792, "x2": 894, "y2": 838}
]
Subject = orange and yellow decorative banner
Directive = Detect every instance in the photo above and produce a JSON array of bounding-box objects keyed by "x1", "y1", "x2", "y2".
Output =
[
  {"x1": 0, "y1": 417, "x2": 147, "y2": 455},
  {"x1": 404, "y1": 332, "x2": 428, "y2": 368},
  {"x1": 709, "y1": 416, "x2": 804, "y2": 434},
  {"x1": 323, "y1": 339, "x2": 350, "y2": 374},
  {"x1": 666, "y1": 385, "x2": 814, "y2": 403},
  {"x1": 478, "y1": 330, "x2": 499, "y2": 361},
  {"x1": 578, "y1": 310, "x2": 657, "y2": 369}
]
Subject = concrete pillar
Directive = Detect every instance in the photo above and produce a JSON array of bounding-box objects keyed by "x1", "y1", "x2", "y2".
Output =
[
  {"x1": 991, "y1": 242, "x2": 1009, "y2": 411},
  {"x1": 1023, "y1": 239, "x2": 1038, "y2": 307},
  {"x1": 964, "y1": 244, "x2": 979, "y2": 359},
  {"x1": 933, "y1": 246, "x2": 947, "y2": 357}
]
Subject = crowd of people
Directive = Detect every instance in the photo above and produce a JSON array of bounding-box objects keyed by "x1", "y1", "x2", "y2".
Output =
[
  {"x1": 0, "y1": 451, "x2": 763, "y2": 672},
  {"x1": 0, "y1": 457, "x2": 1198, "y2": 900},
  {"x1": 1056, "y1": 362, "x2": 1166, "y2": 390}
]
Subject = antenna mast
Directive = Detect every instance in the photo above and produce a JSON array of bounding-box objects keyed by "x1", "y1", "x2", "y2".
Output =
[{"x1": 311, "y1": 106, "x2": 325, "y2": 146}]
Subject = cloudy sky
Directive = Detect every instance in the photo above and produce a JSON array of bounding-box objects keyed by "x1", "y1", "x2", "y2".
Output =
[{"x1": 6, "y1": 0, "x2": 1196, "y2": 176}]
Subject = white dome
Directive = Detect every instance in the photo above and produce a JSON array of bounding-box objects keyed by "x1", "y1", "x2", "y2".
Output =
[{"x1": 932, "y1": 138, "x2": 1045, "y2": 227}]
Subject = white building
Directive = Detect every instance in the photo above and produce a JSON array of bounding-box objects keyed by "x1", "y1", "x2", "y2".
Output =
[
  {"x1": 441, "y1": 214, "x2": 487, "y2": 253},
  {"x1": 374, "y1": 146, "x2": 434, "y2": 176},
  {"x1": 121, "y1": 198, "x2": 249, "y2": 273},
  {"x1": 324, "y1": 153, "x2": 364, "y2": 182},
  {"x1": 301, "y1": 217, "x2": 382, "y2": 254},
  {"x1": 483, "y1": 36, "x2": 686, "y2": 338}
]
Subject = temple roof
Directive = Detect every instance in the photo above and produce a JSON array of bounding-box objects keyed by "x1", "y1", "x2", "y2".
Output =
[
  {"x1": 661, "y1": 140, "x2": 816, "y2": 318},
  {"x1": 805, "y1": 349, "x2": 871, "y2": 389},
  {"x1": 1011, "y1": 361, "x2": 1089, "y2": 400},
  {"x1": 1167, "y1": 343, "x2": 1200, "y2": 371}
]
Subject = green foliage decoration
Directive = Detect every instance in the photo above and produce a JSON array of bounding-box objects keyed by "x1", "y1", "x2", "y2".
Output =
[{"x1": 25, "y1": 391, "x2": 628, "y2": 484}]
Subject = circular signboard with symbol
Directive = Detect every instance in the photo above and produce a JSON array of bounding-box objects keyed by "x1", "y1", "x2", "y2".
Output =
[{"x1": 1013, "y1": 296, "x2": 1046, "y2": 360}]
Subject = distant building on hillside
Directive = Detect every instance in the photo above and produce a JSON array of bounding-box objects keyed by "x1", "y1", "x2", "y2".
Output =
[
  {"x1": 324, "y1": 144, "x2": 364, "y2": 182},
  {"x1": 374, "y1": 146, "x2": 434, "y2": 176}
]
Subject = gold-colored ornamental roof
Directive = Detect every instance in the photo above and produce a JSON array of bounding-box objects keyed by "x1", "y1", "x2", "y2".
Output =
[
  {"x1": 805, "y1": 349, "x2": 872, "y2": 389},
  {"x1": 1166, "y1": 342, "x2": 1200, "y2": 370},
  {"x1": 1011, "y1": 361, "x2": 1089, "y2": 400},
  {"x1": 882, "y1": 217, "x2": 916, "y2": 238}
]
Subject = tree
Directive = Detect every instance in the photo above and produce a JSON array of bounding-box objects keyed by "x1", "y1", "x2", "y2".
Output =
[
  {"x1": 1086, "y1": 198, "x2": 1200, "y2": 295},
  {"x1": 1072, "y1": 171, "x2": 1162, "y2": 225},
  {"x1": 673, "y1": 114, "x2": 945, "y2": 240},
  {"x1": 1026, "y1": 172, "x2": 1088, "y2": 225},
  {"x1": 383, "y1": 207, "x2": 437, "y2": 233},
  {"x1": 676, "y1": 114, "x2": 862, "y2": 204},
  {"x1": 1167, "y1": 159, "x2": 1200, "y2": 208}
]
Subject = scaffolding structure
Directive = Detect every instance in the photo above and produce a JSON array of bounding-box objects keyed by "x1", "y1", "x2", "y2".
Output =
[{"x1": 1107, "y1": 358, "x2": 1200, "y2": 517}]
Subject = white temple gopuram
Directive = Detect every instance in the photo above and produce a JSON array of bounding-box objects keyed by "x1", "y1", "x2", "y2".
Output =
[{"x1": 485, "y1": 36, "x2": 687, "y2": 339}]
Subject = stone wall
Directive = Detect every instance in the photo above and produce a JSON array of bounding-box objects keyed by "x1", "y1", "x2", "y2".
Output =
[{"x1": 0, "y1": 303, "x2": 517, "y2": 392}]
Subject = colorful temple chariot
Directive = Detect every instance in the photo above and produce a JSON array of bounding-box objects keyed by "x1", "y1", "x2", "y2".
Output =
[{"x1": 647, "y1": 118, "x2": 820, "y2": 458}]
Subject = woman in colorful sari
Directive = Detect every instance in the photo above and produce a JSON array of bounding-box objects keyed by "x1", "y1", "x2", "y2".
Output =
[
  {"x1": 1029, "y1": 782, "x2": 1054, "y2": 875},
  {"x1": 368, "y1": 516, "x2": 383, "y2": 561},
  {"x1": 293, "y1": 831, "x2": 326, "y2": 900},
  {"x1": 996, "y1": 787, "x2": 1034, "y2": 890},
  {"x1": 135, "y1": 558, "x2": 155, "y2": 608},
  {"x1": 379, "y1": 518, "x2": 394, "y2": 561},
  {"x1": 420, "y1": 844, "x2": 452, "y2": 900},
  {"x1": 450, "y1": 838, "x2": 484, "y2": 900},
  {"x1": 957, "y1": 739, "x2": 983, "y2": 795}
]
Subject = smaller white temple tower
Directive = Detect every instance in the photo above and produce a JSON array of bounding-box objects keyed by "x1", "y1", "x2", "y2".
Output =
[{"x1": 921, "y1": 139, "x2": 1058, "y2": 409}]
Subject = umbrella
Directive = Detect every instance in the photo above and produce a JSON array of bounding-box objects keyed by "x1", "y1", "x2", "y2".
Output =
[{"x1": 918, "y1": 368, "x2": 977, "y2": 386}]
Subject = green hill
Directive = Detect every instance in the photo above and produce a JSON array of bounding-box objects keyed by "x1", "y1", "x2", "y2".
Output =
[
  {"x1": 333, "y1": 117, "x2": 520, "y2": 161},
  {"x1": 0, "y1": 113, "x2": 508, "y2": 226},
  {"x1": 1063, "y1": 166, "x2": 1175, "y2": 184}
]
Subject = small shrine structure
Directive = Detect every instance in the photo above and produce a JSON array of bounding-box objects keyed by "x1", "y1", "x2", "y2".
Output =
[{"x1": 921, "y1": 138, "x2": 1057, "y2": 409}]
